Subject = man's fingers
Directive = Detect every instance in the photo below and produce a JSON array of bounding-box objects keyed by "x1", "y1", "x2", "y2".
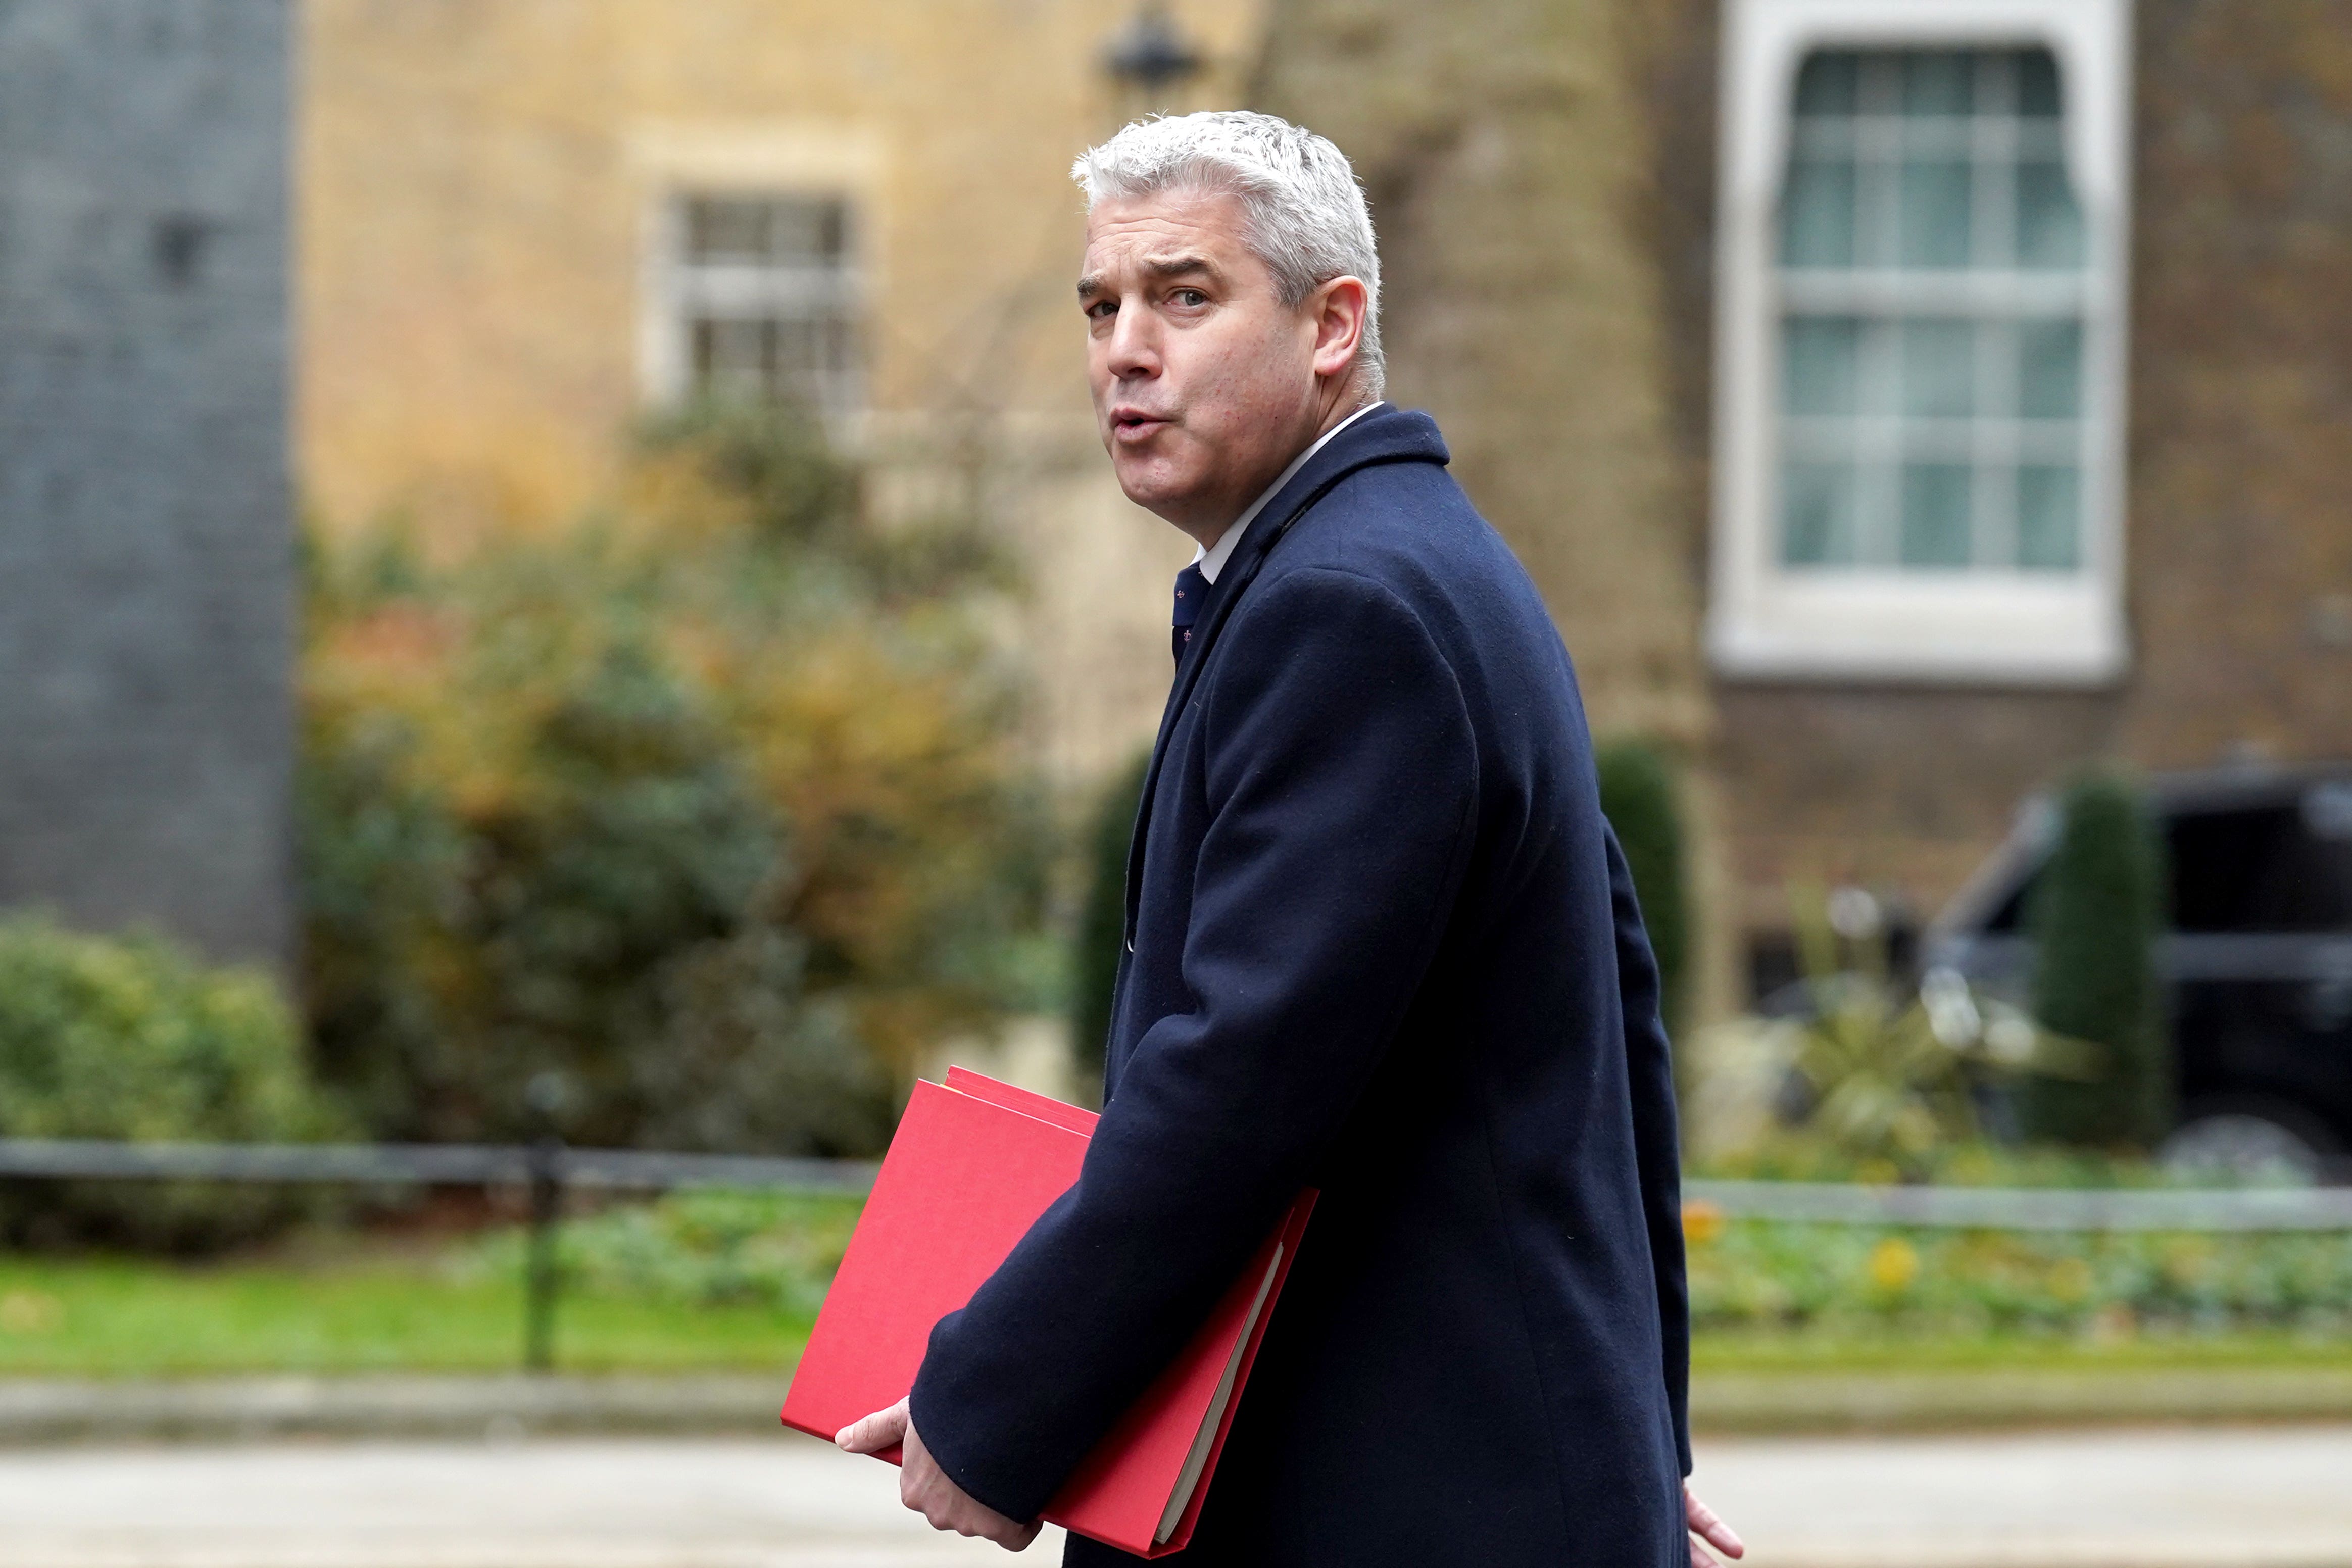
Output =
[
  {"x1": 915, "y1": 1495, "x2": 1032, "y2": 1549},
  {"x1": 1685, "y1": 1484, "x2": 1746, "y2": 1558},
  {"x1": 836, "y1": 1398, "x2": 910, "y2": 1453},
  {"x1": 1691, "y1": 1543, "x2": 1719, "y2": 1568},
  {"x1": 888, "y1": 1409, "x2": 1039, "y2": 1549}
]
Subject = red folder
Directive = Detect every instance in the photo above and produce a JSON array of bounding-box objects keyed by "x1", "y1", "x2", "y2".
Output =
[{"x1": 780, "y1": 1067, "x2": 1315, "y2": 1556}]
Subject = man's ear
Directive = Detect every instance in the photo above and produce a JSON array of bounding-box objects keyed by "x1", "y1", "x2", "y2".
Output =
[{"x1": 1308, "y1": 275, "x2": 1369, "y2": 382}]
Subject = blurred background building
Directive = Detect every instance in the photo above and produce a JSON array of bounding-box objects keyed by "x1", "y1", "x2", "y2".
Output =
[
  {"x1": 1264, "y1": 0, "x2": 2351, "y2": 1009},
  {"x1": 0, "y1": 0, "x2": 293, "y2": 968},
  {"x1": 296, "y1": 0, "x2": 1262, "y2": 796},
  {"x1": 4, "y1": 0, "x2": 2347, "y2": 1028}
]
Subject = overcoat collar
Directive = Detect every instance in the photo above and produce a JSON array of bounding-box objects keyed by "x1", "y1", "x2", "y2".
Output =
[{"x1": 1119, "y1": 404, "x2": 1452, "y2": 950}]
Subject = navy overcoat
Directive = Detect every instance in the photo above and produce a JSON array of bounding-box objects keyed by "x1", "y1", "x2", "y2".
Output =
[{"x1": 911, "y1": 406, "x2": 1690, "y2": 1565}]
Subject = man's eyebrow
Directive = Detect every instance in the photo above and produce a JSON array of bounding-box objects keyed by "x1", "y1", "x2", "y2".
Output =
[
  {"x1": 1143, "y1": 254, "x2": 1221, "y2": 283},
  {"x1": 1075, "y1": 255, "x2": 1224, "y2": 301}
]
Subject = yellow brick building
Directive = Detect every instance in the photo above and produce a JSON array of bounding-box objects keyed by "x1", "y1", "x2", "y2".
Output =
[{"x1": 297, "y1": 0, "x2": 1265, "y2": 785}]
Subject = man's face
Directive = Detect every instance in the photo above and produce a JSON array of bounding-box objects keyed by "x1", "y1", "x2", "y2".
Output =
[{"x1": 1077, "y1": 189, "x2": 1334, "y2": 539}]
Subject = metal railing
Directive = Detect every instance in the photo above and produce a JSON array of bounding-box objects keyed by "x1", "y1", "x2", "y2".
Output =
[
  {"x1": 0, "y1": 1137, "x2": 876, "y2": 1193},
  {"x1": 0, "y1": 1136, "x2": 876, "y2": 1372},
  {"x1": 6, "y1": 1137, "x2": 2348, "y2": 1369}
]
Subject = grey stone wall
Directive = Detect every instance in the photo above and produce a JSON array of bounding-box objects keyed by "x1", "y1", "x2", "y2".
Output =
[{"x1": 0, "y1": 1, "x2": 293, "y2": 967}]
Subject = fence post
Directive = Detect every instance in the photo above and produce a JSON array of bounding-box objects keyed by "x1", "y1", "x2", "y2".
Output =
[{"x1": 523, "y1": 1134, "x2": 563, "y2": 1373}]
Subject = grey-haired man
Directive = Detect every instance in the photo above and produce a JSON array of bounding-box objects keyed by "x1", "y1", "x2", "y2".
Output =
[{"x1": 840, "y1": 112, "x2": 1742, "y2": 1568}]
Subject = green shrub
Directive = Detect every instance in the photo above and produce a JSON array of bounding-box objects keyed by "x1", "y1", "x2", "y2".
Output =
[
  {"x1": 461, "y1": 1188, "x2": 863, "y2": 1323},
  {"x1": 1069, "y1": 751, "x2": 1149, "y2": 1099},
  {"x1": 2021, "y1": 773, "x2": 2170, "y2": 1149},
  {"x1": 1683, "y1": 1214, "x2": 2352, "y2": 1338},
  {"x1": 1692, "y1": 1135, "x2": 2169, "y2": 1189},
  {"x1": 1595, "y1": 739, "x2": 1692, "y2": 1064},
  {"x1": 1689, "y1": 887, "x2": 2101, "y2": 1177},
  {"x1": 301, "y1": 402, "x2": 1048, "y2": 1152},
  {"x1": 0, "y1": 917, "x2": 340, "y2": 1249}
]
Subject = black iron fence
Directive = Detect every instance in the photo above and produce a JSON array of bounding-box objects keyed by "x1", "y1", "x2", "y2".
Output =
[
  {"x1": 0, "y1": 1136, "x2": 876, "y2": 1371},
  {"x1": 5, "y1": 1136, "x2": 2348, "y2": 1370}
]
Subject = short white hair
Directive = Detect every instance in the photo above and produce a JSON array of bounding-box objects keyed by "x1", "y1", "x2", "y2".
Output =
[{"x1": 1072, "y1": 111, "x2": 1384, "y2": 400}]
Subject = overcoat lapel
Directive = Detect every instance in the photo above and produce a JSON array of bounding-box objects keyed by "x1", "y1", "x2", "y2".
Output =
[{"x1": 1116, "y1": 406, "x2": 1451, "y2": 951}]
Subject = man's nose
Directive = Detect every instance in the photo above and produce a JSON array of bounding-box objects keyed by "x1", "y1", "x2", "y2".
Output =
[{"x1": 1105, "y1": 303, "x2": 1161, "y2": 380}]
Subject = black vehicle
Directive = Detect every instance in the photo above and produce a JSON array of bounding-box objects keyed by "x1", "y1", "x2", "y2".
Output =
[{"x1": 1925, "y1": 763, "x2": 2352, "y2": 1182}]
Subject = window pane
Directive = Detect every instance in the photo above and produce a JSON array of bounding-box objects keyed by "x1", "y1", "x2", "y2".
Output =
[
  {"x1": 1781, "y1": 160, "x2": 1856, "y2": 267},
  {"x1": 687, "y1": 200, "x2": 772, "y2": 263},
  {"x1": 693, "y1": 316, "x2": 807, "y2": 401},
  {"x1": 1898, "y1": 160, "x2": 1972, "y2": 268},
  {"x1": 1795, "y1": 51, "x2": 1860, "y2": 116},
  {"x1": 1783, "y1": 461, "x2": 1858, "y2": 565},
  {"x1": 685, "y1": 195, "x2": 846, "y2": 265},
  {"x1": 1784, "y1": 316, "x2": 1861, "y2": 414},
  {"x1": 2016, "y1": 161, "x2": 2085, "y2": 270},
  {"x1": 2017, "y1": 465, "x2": 2080, "y2": 568},
  {"x1": 1902, "y1": 52, "x2": 1975, "y2": 116},
  {"x1": 1768, "y1": 45, "x2": 2098, "y2": 586},
  {"x1": 1901, "y1": 319, "x2": 1975, "y2": 417},
  {"x1": 2018, "y1": 50, "x2": 2063, "y2": 117},
  {"x1": 695, "y1": 317, "x2": 767, "y2": 378},
  {"x1": 2019, "y1": 319, "x2": 2083, "y2": 418},
  {"x1": 1900, "y1": 463, "x2": 1973, "y2": 566}
]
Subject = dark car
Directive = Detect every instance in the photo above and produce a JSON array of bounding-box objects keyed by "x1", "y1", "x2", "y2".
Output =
[{"x1": 1924, "y1": 763, "x2": 2352, "y2": 1182}]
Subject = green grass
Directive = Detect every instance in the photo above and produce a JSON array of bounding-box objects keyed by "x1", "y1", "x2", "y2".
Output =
[
  {"x1": 0, "y1": 1249, "x2": 810, "y2": 1378},
  {"x1": 6, "y1": 1203, "x2": 2351, "y2": 1382}
]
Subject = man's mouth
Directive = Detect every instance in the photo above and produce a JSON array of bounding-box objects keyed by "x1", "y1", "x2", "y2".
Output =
[{"x1": 1111, "y1": 410, "x2": 1171, "y2": 443}]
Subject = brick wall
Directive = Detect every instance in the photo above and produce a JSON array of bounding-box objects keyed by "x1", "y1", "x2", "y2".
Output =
[
  {"x1": 1263, "y1": 0, "x2": 2352, "y2": 1000},
  {"x1": 1643, "y1": 0, "x2": 2352, "y2": 968},
  {"x1": 0, "y1": 0, "x2": 293, "y2": 966}
]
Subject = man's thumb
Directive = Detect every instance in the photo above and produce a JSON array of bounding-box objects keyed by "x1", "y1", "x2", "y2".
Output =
[{"x1": 836, "y1": 1398, "x2": 909, "y2": 1452}]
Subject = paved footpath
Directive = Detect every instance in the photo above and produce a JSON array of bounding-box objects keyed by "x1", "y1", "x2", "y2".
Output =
[{"x1": 3, "y1": 1425, "x2": 2350, "y2": 1567}]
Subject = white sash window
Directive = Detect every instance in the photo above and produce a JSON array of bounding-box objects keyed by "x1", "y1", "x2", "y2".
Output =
[
  {"x1": 1710, "y1": 1, "x2": 2131, "y2": 684},
  {"x1": 651, "y1": 192, "x2": 861, "y2": 416}
]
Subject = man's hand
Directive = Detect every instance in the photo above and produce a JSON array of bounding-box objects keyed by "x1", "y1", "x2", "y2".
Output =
[
  {"x1": 1687, "y1": 1481, "x2": 1745, "y2": 1568},
  {"x1": 837, "y1": 1398, "x2": 1041, "y2": 1552}
]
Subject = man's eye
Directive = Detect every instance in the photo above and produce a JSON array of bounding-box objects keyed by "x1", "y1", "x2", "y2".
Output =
[
  {"x1": 1085, "y1": 300, "x2": 1117, "y2": 320},
  {"x1": 1172, "y1": 289, "x2": 1208, "y2": 307}
]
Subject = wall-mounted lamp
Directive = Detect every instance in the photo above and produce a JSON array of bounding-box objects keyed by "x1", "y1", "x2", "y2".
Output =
[{"x1": 1103, "y1": 2, "x2": 1205, "y2": 97}]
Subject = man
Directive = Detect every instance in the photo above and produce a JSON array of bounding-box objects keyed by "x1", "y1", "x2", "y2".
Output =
[{"x1": 840, "y1": 111, "x2": 1743, "y2": 1567}]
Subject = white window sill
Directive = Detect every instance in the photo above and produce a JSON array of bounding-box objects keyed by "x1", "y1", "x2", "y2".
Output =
[{"x1": 1708, "y1": 572, "x2": 2126, "y2": 685}]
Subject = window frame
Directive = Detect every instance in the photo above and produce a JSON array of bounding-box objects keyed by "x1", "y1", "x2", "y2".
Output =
[
  {"x1": 645, "y1": 189, "x2": 864, "y2": 417},
  {"x1": 1708, "y1": 0, "x2": 2134, "y2": 685}
]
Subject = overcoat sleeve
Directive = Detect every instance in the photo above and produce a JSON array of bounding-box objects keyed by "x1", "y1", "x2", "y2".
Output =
[
  {"x1": 908, "y1": 566, "x2": 1480, "y2": 1523},
  {"x1": 1603, "y1": 822, "x2": 1694, "y2": 1476}
]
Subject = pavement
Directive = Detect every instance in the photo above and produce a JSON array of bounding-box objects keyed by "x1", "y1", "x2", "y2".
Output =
[
  {"x1": 3, "y1": 1426, "x2": 2350, "y2": 1568},
  {"x1": 9, "y1": 1365, "x2": 2351, "y2": 1444}
]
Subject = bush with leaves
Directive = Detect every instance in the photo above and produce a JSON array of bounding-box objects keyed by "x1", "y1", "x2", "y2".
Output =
[
  {"x1": 301, "y1": 402, "x2": 1052, "y2": 1152},
  {"x1": 0, "y1": 917, "x2": 342, "y2": 1249},
  {"x1": 1596, "y1": 739, "x2": 1693, "y2": 1075},
  {"x1": 461, "y1": 1188, "x2": 863, "y2": 1324},
  {"x1": 2021, "y1": 772, "x2": 2170, "y2": 1150},
  {"x1": 1682, "y1": 1212, "x2": 2352, "y2": 1338},
  {"x1": 1068, "y1": 750, "x2": 1149, "y2": 1100},
  {"x1": 1691, "y1": 887, "x2": 2099, "y2": 1180}
]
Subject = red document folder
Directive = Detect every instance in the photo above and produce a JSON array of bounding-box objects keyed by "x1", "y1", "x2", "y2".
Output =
[{"x1": 779, "y1": 1068, "x2": 1315, "y2": 1557}]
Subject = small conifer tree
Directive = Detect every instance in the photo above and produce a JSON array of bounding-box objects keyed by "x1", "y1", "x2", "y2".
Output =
[
  {"x1": 2020, "y1": 772, "x2": 2171, "y2": 1148},
  {"x1": 1070, "y1": 751, "x2": 1151, "y2": 1100},
  {"x1": 1595, "y1": 739, "x2": 1693, "y2": 1090}
]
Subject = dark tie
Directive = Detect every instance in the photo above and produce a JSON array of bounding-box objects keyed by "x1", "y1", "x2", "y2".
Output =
[{"x1": 1171, "y1": 562, "x2": 1207, "y2": 665}]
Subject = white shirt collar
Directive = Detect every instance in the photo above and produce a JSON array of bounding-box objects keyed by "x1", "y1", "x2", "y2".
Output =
[{"x1": 1193, "y1": 402, "x2": 1379, "y2": 585}]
